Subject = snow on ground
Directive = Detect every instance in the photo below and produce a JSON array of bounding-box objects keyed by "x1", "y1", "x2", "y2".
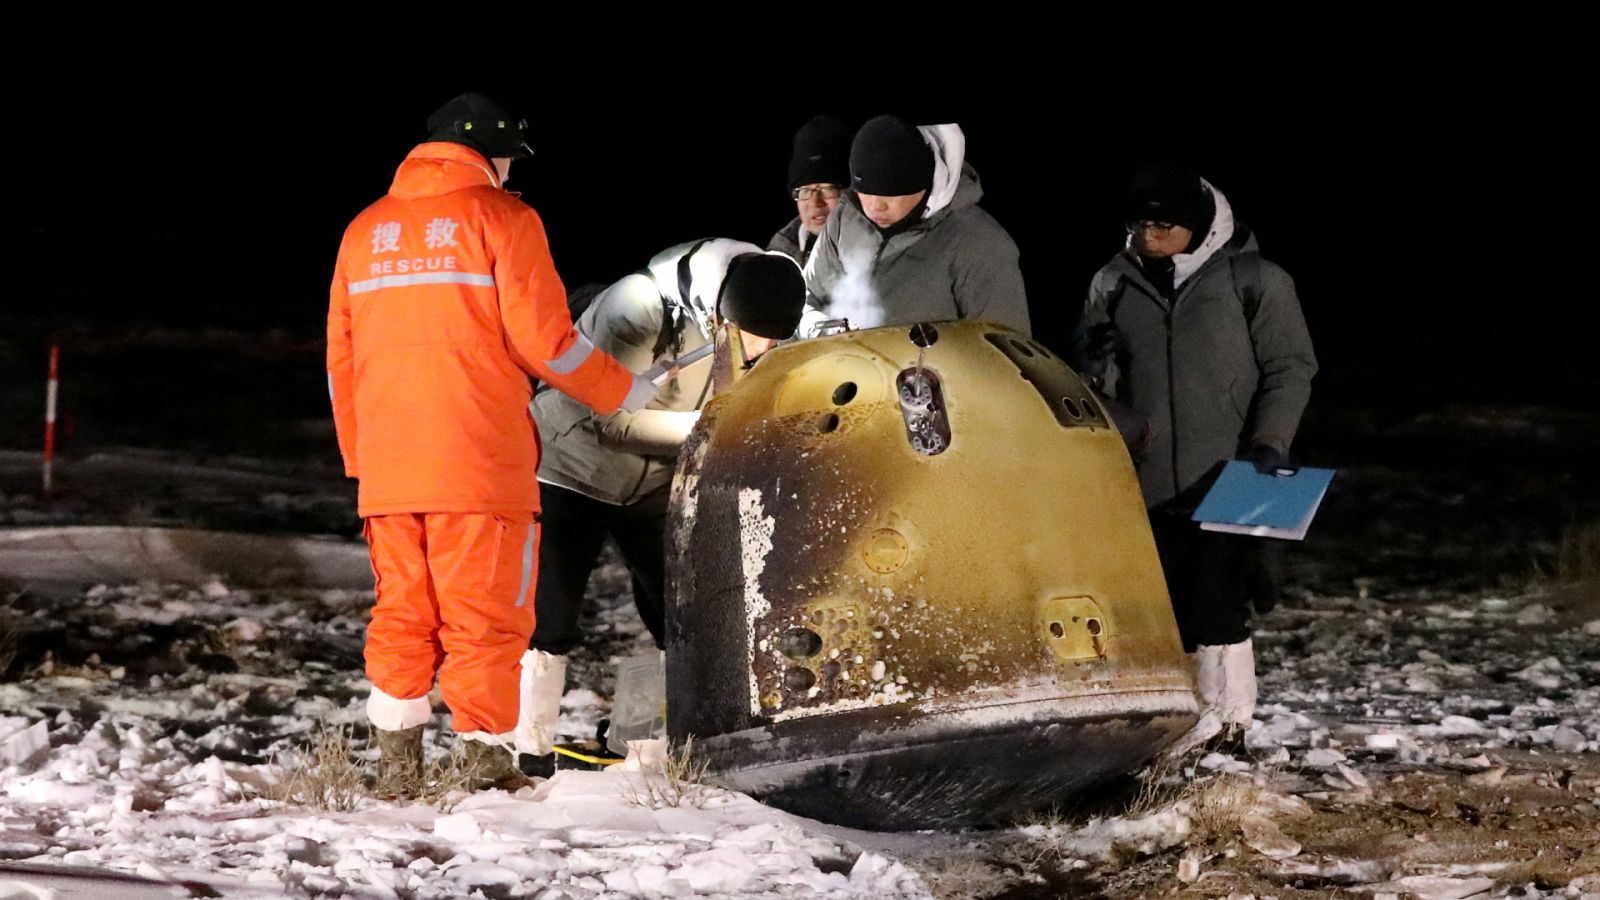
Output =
[
  {"x1": 1253, "y1": 589, "x2": 1600, "y2": 761},
  {"x1": 2, "y1": 560, "x2": 1597, "y2": 898},
  {"x1": 0, "y1": 570, "x2": 925, "y2": 898},
  {"x1": 2, "y1": 412, "x2": 1600, "y2": 897}
]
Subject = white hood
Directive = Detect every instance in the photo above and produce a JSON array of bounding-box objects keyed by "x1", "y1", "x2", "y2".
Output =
[
  {"x1": 1121, "y1": 178, "x2": 1236, "y2": 289},
  {"x1": 918, "y1": 124, "x2": 966, "y2": 218},
  {"x1": 1173, "y1": 179, "x2": 1236, "y2": 288},
  {"x1": 647, "y1": 238, "x2": 766, "y2": 335}
]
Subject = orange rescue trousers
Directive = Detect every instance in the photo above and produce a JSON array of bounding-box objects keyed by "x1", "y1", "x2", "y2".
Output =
[{"x1": 364, "y1": 512, "x2": 537, "y2": 736}]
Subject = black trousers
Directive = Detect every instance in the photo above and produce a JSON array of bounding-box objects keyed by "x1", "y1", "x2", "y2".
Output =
[
  {"x1": 1149, "y1": 511, "x2": 1280, "y2": 652},
  {"x1": 531, "y1": 483, "x2": 668, "y2": 655}
]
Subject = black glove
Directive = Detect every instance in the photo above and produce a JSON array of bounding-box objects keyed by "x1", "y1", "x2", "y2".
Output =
[
  {"x1": 1243, "y1": 443, "x2": 1296, "y2": 476},
  {"x1": 1071, "y1": 323, "x2": 1122, "y2": 379}
]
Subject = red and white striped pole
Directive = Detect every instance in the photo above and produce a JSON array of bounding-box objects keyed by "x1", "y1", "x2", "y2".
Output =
[{"x1": 43, "y1": 344, "x2": 59, "y2": 494}]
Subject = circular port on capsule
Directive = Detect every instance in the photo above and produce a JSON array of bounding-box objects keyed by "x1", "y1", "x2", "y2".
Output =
[
  {"x1": 783, "y1": 667, "x2": 817, "y2": 691},
  {"x1": 776, "y1": 627, "x2": 823, "y2": 659},
  {"x1": 909, "y1": 323, "x2": 939, "y2": 347}
]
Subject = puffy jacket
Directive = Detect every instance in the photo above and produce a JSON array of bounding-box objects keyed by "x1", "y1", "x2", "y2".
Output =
[
  {"x1": 533, "y1": 239, "x2": 760, "y2": 505},
  {"x1": 767, "y1": 216, "x2": 814, "y2": 266},
  {"x1": 1078, "y1": 181, "x2": 1316, "y2": 508},
  {"x1": 803, "y1": 124, "x2": 1030, "y2": 336},
  {"x1": 328, "y1": 142, "x2": 649, "y2": 516}
]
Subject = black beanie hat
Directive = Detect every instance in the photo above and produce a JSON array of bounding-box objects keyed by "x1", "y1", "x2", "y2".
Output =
[
  {"x1": 1124, "y1": 162, "x2": 1213, "y2": 232},
  {"x1": 787, "y1": 115, "x2": 852, "y2": 192},
  {"x1": 718, "y1": 253, "x2": 806, "y2": 339},
  {"x1": 849, "y1": 115, "x2": 934, "y2": 196},
  {"x1": 426, "y1": 92, "x2": 532, "y2": 159}
]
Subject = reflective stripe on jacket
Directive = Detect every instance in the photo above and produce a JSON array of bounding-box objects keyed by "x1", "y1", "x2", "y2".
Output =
[{"x1": 328, "y1": 141, "x2": 636, "y2": 515}]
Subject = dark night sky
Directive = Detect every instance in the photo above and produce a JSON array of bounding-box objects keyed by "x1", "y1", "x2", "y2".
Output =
[{"x1": 5, "y1": 53, "x2": 1590, "y2": 412}]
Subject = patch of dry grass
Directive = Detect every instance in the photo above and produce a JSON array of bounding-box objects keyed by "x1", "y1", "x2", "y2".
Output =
[
  {"x1": 270, "y1": 725, "x2": 520, "y2": 813},
  {"x1": 1002, "y1": 762, "x2": 1288, "y2": 883},
  {"x1": 1127, "y1": 752, "x2": 1193, "y2": 818},
  {"x1": 918, "y1": 858, "x2": 1019, "y2": 900},
  {"x1": 1551, "y1": 521, "x2": 1600, "y2": 614},
  {"x1": 269, "y1": 723, "x2": 365, "y2": 812},
  {"x1": 1557, "y1": 521, "x2": 1600, "y2": 580},
  {"x1": 0, "y1": 607, "x2": 17, "y2": 679},
  {"x1": 623, "y1": 736, "x2": 717, "y2": 810},
  {"x1": 28, "y1": 649, "x2": 118, "y2": 681},
  {"x1": 414, "y1": 742, "x2": 481, "y2": 812},
  {"x1": 1178, "y1": 773, "x2": 1270, "y2": 844}
]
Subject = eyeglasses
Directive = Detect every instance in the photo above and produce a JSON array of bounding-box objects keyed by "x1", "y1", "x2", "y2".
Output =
[
  {"x1": 1128, "y1": 220, "x2": 1179, "y2": 235},
  {"x1": 792, "y1": 185, "x2": 844, "y2": 201}
]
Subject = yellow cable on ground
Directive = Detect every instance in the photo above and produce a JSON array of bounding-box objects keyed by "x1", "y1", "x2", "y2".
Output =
[{"x1": 553, "y1": 744, "x2": 625, "y2": 766}]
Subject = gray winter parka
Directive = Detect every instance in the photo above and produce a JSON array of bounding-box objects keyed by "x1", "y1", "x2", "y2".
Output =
[
  {"x1": 532, "y1": 239, "x2": 764, "y2": 505},
  {"x1": 802, "y1": 124, "x2": 1030, "y2": 336},
  {"x1": 1079, "y1": 183, "x2": 1316, "y2": 509}
]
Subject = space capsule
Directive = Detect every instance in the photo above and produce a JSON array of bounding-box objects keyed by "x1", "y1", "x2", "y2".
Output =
[{"x1": 664, "y1": 320, "x2": 1197, "y2": 830}]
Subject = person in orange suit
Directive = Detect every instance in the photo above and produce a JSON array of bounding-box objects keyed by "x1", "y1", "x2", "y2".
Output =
[{"x1": 327, "y1": 92, "x2": 656, "y2": 795}]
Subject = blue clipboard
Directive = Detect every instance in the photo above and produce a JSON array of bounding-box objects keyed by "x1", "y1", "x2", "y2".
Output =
[{"x1": 1191, "y1": 461, "x2": 1335, "y2": 541}]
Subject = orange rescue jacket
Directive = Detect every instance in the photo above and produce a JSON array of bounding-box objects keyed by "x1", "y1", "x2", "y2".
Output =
[{"x1": 328, "y1": 142, "x2": 636, "y2": 516}]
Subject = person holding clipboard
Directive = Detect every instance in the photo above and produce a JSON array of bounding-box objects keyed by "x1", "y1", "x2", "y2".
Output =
[{"x1": 1071, "y1": 163, "x2": 1318, "y2": 754}]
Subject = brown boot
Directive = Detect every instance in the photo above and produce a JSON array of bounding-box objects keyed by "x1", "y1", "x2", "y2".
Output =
[
  {"x1": 372, "y1": 725, "x2": 424, "y2": 800},
  {"x1": 460, "y1": 739, "x2": 532, "y2": 792}
]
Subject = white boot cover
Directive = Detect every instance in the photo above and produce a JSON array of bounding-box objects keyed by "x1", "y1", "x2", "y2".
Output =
[{"x1": 514, "y1": 650, "x2": 568, "y2": 755}]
